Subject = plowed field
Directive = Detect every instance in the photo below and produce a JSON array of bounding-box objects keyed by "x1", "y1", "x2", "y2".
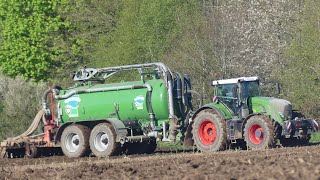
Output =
[{"x1": 1, "y1": 145, "x2": 320, "y2": 180}]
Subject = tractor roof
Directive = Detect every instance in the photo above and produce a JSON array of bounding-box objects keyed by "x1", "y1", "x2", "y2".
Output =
[{"x1": 212, "y1": 76, "x2": 259, "y2": 85}]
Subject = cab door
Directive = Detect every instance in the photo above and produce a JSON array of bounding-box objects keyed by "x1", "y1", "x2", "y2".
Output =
[{"x1": 216, "y1": 84, "x2": 239, "y2": 115}]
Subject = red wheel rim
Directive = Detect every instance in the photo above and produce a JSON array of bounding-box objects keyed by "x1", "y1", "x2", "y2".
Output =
[
  {"x1": 198, "y1": 120, "x2": 217, "y2": 145},
  {"x1": 249, "y1": 124, "x2": 264, "y2": 145}
]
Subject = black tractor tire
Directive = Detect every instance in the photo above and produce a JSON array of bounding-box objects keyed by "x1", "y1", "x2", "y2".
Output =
[
  {"x1": 89, "y1": 123, "x2": 120, "y2": 157},
  {"x1": 61, "y1": 124, "x2": 91, "y2": 158},
  {"x1": 243, "y1": 115, "x2": 276, "y2": 149},
  {"x1": 192, "y1": 109, "x2": 227, "y2": 152}
]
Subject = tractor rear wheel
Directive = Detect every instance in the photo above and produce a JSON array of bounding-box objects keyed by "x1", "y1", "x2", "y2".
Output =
[
  {"x1": 244, "y1": 115, "x2": 276, "y2": 149},
  {"x1": 192, "y1": 109, "x2": 227, "y2": 152},
  {"x1": 89, "y1": 123, "x2": 120, "y2": 157},
  {"x1": 61, "y1": 124, "x2": 91, "y2": 158}
]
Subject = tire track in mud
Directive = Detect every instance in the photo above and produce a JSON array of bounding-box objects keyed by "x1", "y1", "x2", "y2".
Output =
[{"x1": 0, "y1": 145, "x2": 320, "y2": 179}]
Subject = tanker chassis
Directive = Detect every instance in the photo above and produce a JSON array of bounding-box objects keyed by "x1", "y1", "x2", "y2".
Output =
[{"x1": 0, "y1": 63, "x2": 318, "y2": 158}]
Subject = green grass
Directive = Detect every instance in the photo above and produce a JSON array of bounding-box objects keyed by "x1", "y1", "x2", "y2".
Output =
[
  {"x1": 310, "y1": 132, "x2": 320, "y2": 143},
  {"x1": 158, "y1": 141, "x2": 185, "y2": 150}
]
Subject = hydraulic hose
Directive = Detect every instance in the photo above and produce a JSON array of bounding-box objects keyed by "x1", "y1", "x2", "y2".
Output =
[{"x1": 2, "y1": 110, "x2": 45, "y2": 143}]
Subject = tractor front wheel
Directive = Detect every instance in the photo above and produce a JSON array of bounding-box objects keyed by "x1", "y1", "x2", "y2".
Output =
[
  {"x1": 89, "y1": 123, "x2": 120, "y2": 157},
  {"x1": 192, "y1": 109, "x2": 227, "y2": 152},
  {"x1": 244, "y1": 115, "x2": 276, "y2": 149}
]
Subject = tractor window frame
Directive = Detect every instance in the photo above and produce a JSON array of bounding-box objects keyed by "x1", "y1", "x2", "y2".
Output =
[
  {"x1": 240, "y1": 80, "x2": 261, "y2": 98},
  {"x1": 216, "y1": 83, "x2": 237, "y2": 99}
]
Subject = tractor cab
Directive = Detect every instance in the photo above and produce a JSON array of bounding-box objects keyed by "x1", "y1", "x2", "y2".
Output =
[{"x1": 213, "y1": 77, "x2": 260, "y2": 117}]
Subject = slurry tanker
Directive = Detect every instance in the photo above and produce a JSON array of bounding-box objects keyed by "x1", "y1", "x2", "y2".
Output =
[{"x1": 0, "y1": 63, "x2": 318, "y2": 158}]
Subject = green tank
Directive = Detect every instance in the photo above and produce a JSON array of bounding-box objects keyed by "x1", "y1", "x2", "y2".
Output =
[
  {"x1": 58, "y1": 79, "x2": 170, "y2": 126},
  {"x1": 51, "y1": 63, "x2": 193, "y2": 144}
]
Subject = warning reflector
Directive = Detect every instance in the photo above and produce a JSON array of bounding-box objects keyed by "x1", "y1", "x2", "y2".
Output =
[{"x1": 212, "y1": 96, "x2": 219, "y2": 103}]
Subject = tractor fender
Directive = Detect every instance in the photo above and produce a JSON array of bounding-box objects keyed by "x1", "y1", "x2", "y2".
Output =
[
  {"x1": 240, "y1": 113, "x2": 265, "y2": 131},
  {"x1": 55, "y1": 118, "x2": 128, "y2": 144},
  {"x1": 183, "y1": 106, "x2": 225, "y2": 147},
  {"x1": 191, "y1": 105, "x2": 226, "y2": 120}
]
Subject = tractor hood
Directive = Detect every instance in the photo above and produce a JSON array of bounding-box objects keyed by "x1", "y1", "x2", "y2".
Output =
[{"x1": 250, "y1": 97, "x2": 292, "y2": 124}]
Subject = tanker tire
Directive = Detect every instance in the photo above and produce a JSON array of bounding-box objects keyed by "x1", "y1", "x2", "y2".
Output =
[
  {"x1": 89, "y1": 123, "x2": 120, "y2": 157},
  {"x1": 192, "y1": 109, "x2": 227, "y2": 152},
  {"x1": 244, "y1": 115, "x2": 276, "y2": 149},
  {"x1": 61, "y1": 124, "x2": 91, "y2": 158}
]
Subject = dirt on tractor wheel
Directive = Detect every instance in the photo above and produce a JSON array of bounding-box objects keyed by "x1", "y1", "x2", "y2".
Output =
[{"x1": 0, "y1": 145, "x2": 320, "y2": 180}]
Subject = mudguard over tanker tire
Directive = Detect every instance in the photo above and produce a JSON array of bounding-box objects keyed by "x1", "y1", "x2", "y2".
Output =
[
  {"x1": 192, "y1": 109, "x2": 227, "y2": 152},
  {"x1": 89, "y1": 123, "x2": 121, "y2": 157},
  {"x1": 244, "y1": 115, "x2": 276, "y2": 149},
  {"x1": 61, "y1": 124, "x2": 91, "y2": 158}
]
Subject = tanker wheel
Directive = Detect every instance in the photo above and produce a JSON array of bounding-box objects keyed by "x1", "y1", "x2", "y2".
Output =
[
  {"x1": 89, "y1": 123, "x2": 120, "y2": 157},
  {"x1": 192, "y1": 109, "x2": 227, "y2": 152},
  {"x1": 25, "y1": 144, "x2": 38, "y2": 158},
  {"x1": 61, "y1": 124, "x2": 91, "y2": 158},
  {"x1": 244, "y1": 115, "x2": 276, "y2": 149}
]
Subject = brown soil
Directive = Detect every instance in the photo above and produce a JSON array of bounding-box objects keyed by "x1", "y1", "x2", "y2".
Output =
[{"x1": 0, "y1": 145, "x2": 320, "y2": 180}]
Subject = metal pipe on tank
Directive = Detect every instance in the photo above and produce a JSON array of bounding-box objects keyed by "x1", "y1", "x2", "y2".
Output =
[
  {"x1": 82, "y1": 62, "x2": 175, "y2": 120},
  {"x1": 153, "y1": 63, "x2": 175, "y2": 119},
  {"x1": 54, "y1": 84, "x2": 151, "y2": 99},
  {"x1": 42, "y1": 88, "x2": 52, "y2": 115},
  {"x1": 124, "y1": 135, "x2": 154, "y2": 143},
  {"x1": 167, "y1": 82, "x2": 174, "y2": 118}
]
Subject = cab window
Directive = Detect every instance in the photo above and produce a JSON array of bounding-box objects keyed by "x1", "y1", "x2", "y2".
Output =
[
  {"x1": 217, "y1": 84, "x2": 236, "y2": 98},
  {"x1": 241, "y1": 81, "x2": 260, "y2": 98}
]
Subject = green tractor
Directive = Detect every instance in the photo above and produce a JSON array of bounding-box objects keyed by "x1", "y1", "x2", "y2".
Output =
[{"x1": 185, "y1": 77, "x2": 318, "y2": 151}]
